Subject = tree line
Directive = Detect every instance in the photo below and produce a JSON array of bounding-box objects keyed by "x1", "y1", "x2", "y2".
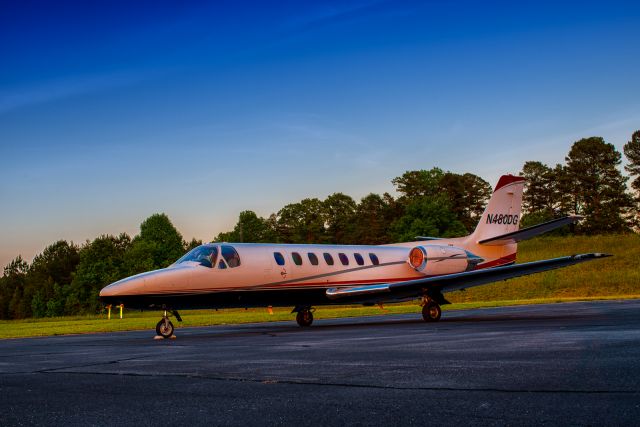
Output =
[
  {"x1": 0, "y1": 215, "x2": 202, "y2": 320},
  {"x1": 1, "y1": 133, "x2": 638, "y2": 319}
]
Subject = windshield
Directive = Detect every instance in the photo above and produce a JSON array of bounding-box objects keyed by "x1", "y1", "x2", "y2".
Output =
[{"x1": 175, "y1": 245, "x2": 218, "y2": 268}]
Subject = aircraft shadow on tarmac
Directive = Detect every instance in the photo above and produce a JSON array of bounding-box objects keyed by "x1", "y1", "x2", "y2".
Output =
[{"x1": 159, "y1": 309, "x2": 601, "y2": 341}]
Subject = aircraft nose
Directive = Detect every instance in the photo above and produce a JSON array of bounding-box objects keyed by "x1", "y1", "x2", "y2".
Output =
[
  {"x1": 99, "y1": 276, "x2": 146, "y2": 298},
  {"x1": 99, "y1": 266, "x2": 193, "y2": 299}
]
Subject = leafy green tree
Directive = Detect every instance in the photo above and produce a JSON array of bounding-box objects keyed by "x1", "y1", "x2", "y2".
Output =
[
  {"x1": 551, "y1": 163, "x2": 577, "y2": 219},
  {"x1": 264, "y1": 214, "x2": 281, "y2": 242},
  {"x1": 519, "y1": 161, "x2": 572, "y2": 229},
  {"x1": 276, "y1": 199, "x2": 326, "y2": 243},
  {"x1": 624, "y1": 130, "x2": 640, "y2": 192},
  {"x1": 134, "y1": 213, "x2": 185, "y2": 268},
  {"x1": 565, "y1": 137, "x2": 633, "y2": 233},
  {"x1": 184, "y1": 238, "x2": 203, "y2": 251},
  {"x1": 8, "y1": 286, "x2": 27, "y2": 319},
  {"x1": 392, "y1": 169, "x2": 490, "y2": 232},
  {"x1": 438, "y1": 172, "x2": 491, "y2": 231},
  {"x1": 392, "y1": 168, "x2": 444, "y2": 202},
  {"x1": 69, "y1": 234, "x2": 132, "y2": 313},
  {"x1": 624, "y1": 130, "x2": 640, "y2": 227},
  {"x1": 352, "y1": 194, "x2": 388, "y2": 244},
  {"x1": 123, "y1": 239, "x2": 155, "y2": 275},
  {"x1": 352, "y1": 193, "x2": 400, "y2": 244},
  {"x1": 390, "y1": 195, "x2": 467, "y2": 242},
  {"x1": 25, "y1": 241, "x2": 80, "y2": 317},
  {"x1": 214, "y1": 211, "x2": 276, "y2": 243},
  {"x1": 0, "y1": 256, "x2": 29, "y2": 319},
  {"x1": 460, "y1": 173, "x2": 492, "y2": 221},
  {"x1": 3, "y1": 256, "x2": 29, "y2": 276},
  {"x1": 31, "y1": 291, "x2": 46, "y2": 318},
  {"x1": 45, "y1": 284, "x2": 66, "y2": 317},
  {"x1": 323, "y1": 193, "x2": 356, "y2": 244},
  {"x1": 28, "y1": 241, "x2": 79, "y2": 289},
  {"x1": 213, "y1": 230, "x2": 235, "y2": 243},
  {"x1": 521, "y1": 161, "x2": 555, "y2": 214}
]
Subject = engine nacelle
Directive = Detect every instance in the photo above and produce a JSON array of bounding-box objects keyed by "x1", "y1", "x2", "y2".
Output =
[{"x1": 408, "y1": 245, "x2": 484, "y2": 275}]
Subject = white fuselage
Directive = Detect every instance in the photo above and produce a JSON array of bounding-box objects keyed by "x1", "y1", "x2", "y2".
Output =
[
  {"x1": 99, "y1": 175, "x2": 523, "y2": 310},
  {"x1": 100, "y1": 239, "x2": 515, "y2": 302}
]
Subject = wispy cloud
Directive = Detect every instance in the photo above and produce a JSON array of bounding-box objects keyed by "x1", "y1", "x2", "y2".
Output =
[
  {"x1": 0, "y1": 71, "x2": 147, "y2": 116},
  {"x1": 276, "y1": 0, "x2": 415, "y2": 40}
]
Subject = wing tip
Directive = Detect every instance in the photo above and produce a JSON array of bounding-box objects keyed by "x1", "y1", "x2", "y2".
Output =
[{"x1": 574, "y1": 252, "x2": 613, "y2": 260}]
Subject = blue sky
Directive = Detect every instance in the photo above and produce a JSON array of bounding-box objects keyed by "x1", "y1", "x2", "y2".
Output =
[{"x1": 1, "y1": 0, "x2": 639, "y2": 268}]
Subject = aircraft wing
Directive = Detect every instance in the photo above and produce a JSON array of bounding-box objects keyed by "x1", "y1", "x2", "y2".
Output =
[{"x1": 325, "y1": 253, "x2": 610, "y2": 303}]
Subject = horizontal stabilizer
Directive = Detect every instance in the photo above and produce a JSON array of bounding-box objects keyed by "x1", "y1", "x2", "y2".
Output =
[
  {"x1": 478, "y1": 216, "x2": 583, "y2": 246},
  {"x1": 326, "y1": 253, "x2": 610, "y2": 302},
  {"x1": 414, "y1": 236, "x2": 443, "y2": 241}
]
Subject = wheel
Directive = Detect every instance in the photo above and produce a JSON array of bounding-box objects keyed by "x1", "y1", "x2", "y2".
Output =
[
  {"x1": 296, "y1": 309, "x2": 313, "y2": 327},
  {"x1": 156, "y1": 319, "x2": 174, "y2": 338},
  {"x1": 422, "y1": 302, "x2": 442, "y2": 322}
]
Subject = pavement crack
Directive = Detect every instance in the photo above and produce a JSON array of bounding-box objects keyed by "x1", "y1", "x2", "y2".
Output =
[
  {"x1": 35, "y1": 370, "x2": 640, "y2": 395},
  {"x1": 32, "y1": 356, "x2": 154, "y2": 374}
]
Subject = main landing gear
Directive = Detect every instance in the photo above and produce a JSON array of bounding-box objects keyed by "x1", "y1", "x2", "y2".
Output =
[
  {"x1": 421, "y1": 297, "x2": 442, "y2": 322},
  {"x1": 156, "y1": 308, "x2": 182, "y2": 339},
  {"x1": 295, "y1": 307, "x2": 314, "y2": 327}
]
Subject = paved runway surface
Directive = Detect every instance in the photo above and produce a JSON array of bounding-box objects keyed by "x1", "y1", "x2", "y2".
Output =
[{"x1": 1, "y1": 300, "x2": 639, "y2": 426}]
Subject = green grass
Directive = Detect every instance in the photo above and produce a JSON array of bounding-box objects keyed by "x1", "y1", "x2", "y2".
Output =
[
  {"x1": 447, "y1": 234, "x2": 640, "y2": 303},
  {"x1": 1, "y1": 234, "x2": 638, "y2": 340}
]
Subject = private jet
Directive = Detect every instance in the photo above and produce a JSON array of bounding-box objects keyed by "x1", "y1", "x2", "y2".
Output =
[{"x1": 100, "y1": 174, "x2": 609, "y2": 338}]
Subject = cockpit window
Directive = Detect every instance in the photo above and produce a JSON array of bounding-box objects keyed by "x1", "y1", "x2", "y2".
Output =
[
  {"x1": 221, "y1": 245, "x2": 241, "y2": 268},
  {"x1": 175, "y1": 245, "x2": 218, "y2": 268}
]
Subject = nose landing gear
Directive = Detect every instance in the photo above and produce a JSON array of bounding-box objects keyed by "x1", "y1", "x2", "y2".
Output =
[{"x1": 155, "y1": 309, "x2": 182, "y2": 338}]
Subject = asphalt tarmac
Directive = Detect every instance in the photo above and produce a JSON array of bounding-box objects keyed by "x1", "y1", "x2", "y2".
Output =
[{"x1": 1, "y1": 300, "x2": 639, "y2": 426}]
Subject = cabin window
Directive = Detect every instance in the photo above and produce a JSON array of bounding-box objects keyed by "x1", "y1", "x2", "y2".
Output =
[
  {"x1": 354, "y1": 253, "x2": 364, "y2": 266},
  {"x1": 221, "y1": 245, "x2": 241, "y2": 268},
  {"x1": 323, "y1": 253, "x2": 334, "y2": 265},
  {"x1": 218, "y1": 260, "x2": 227, "y2": 269},
  {"x1": 308, "y1": 253, "x2": 319, "y2": 266},
  {"x1": 274, "y1": 252, "x2": 285, "y2": 266},
  {"x1": 369, "y1": 253, "x2": 380, "y2": 265},
  {"x1": 292, "y1": 252, "x2": 303, "y2": 266},
  {"x1": 338, "y1": 253, "x2": 349, "y2": 266}
]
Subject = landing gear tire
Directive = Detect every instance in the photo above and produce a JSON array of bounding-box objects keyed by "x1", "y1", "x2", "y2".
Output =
[
  {"x1": 422, "y1": 302, "x2": 442, "y2": 322},
  {"x1": 296, "y1": 309, "x2": 313, "y2": 327},
  {"x1": 156, "y1": 319, "x2": 174, "y2": 338}
]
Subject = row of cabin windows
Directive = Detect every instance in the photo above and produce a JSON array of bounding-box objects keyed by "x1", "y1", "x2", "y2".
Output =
[{"x1": 273, "y1": 251, "x2": 380, "y2": 267}]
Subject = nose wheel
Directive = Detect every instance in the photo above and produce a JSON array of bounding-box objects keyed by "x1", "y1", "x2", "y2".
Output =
[
  {"x1": 156, "y1": 318, "x2": 174, "y2": 338},
  {"x1": 296, "y1": 307, "x2": 314, "y2": 327},
  {"x1": 155, "y1": 309, "x2": 180, "y2": 338}
]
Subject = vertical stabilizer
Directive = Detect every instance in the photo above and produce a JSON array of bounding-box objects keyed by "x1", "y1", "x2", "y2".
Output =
[{"x1": 471, "y1": 175, "x2": 525, "y2": 243}]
